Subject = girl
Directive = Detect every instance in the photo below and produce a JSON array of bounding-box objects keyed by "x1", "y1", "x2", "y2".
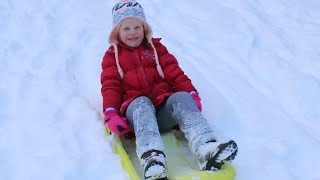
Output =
[{"x1": 101, "y1": 1, "x2": 238, "y2": 179}]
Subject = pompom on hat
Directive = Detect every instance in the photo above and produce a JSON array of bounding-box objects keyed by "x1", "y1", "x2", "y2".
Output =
[{"x1": 108, "y1": 0, "x2": 164, "y2": 79}]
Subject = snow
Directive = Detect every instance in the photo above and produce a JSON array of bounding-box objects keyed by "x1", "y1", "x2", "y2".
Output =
[
  {"x1": 127, "y1": 97, "x2": 165, "y2": 159},
  {"x1": 143, "y1": 153, "x2": 166, "y2": 180},
  {"x1": 1, "y1": 0, "x2": 320, "y2": 179}
]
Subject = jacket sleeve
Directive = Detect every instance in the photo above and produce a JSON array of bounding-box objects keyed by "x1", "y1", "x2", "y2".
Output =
[
  {"x1": 153, "y1": 38, "x2": 196, "y2": 93},
  {"x1": 100, "y1": 46, "x2": 122, "y2": 111}
]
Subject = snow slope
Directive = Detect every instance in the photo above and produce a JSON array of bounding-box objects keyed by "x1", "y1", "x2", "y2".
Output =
[{"x1": 1, "y1": 0, "x2": 320, "y2": 179}]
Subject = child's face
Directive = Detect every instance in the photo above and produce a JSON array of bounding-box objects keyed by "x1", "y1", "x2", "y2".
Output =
[{"x1": 118, "y1": 18, "x2": 145, "y2": 48}]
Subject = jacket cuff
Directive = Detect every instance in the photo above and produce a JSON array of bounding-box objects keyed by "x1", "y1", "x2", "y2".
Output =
[{"x1": 104, "y1": 107, "x2": 117, "y2": 112}]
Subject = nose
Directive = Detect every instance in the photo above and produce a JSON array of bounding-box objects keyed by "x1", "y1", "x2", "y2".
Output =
[{"x1": 129, "y1": 28, "x2": 137, "y2": 35}]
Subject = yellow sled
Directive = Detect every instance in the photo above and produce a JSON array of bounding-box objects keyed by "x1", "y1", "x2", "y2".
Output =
[{"x1": 106, "y1": 127, "x2": 236, "y2": 180}]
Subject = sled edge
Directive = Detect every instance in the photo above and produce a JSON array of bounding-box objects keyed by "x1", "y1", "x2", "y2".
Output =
[{"x1": 105, "y1": 127, "x2": 140, "y2": 180}]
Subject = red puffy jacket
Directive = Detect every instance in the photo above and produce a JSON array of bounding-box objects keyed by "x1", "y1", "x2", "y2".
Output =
[{"x1": 100, "y1": 38, "x2": 196, "y2": 115}]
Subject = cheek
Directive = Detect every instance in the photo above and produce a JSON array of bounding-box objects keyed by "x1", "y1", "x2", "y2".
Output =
[
  {"x1": 119, "y1": 31, "x2": 127, "y2": 41},
  {"x1": 138, "y1": 29, "x2": 145, "y2": 37}
]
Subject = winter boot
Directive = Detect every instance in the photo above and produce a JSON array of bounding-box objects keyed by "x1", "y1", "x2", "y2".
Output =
[
  {"x1": 197, "y1": 140, "x2": 238, "y2": 171},
  {"x1": 141, "y1": 150, "x2": 168, "y2": 180}
]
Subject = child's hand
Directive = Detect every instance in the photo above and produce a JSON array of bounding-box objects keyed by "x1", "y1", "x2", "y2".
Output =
[
  {"x1": 104, "y1": 109, "x2": 131, "y2": 135},
  {"x1": 190, "y1": 91, "x2": 202, "y2": 111}
]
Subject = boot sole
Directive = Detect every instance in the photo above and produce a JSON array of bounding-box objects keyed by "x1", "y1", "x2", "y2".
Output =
[
  {"x1": 203, "y1": 140, "x2": 238, "y2": 171},
  {"x1": 144, "y1": 160, "x2": 167, "y2": 180}
]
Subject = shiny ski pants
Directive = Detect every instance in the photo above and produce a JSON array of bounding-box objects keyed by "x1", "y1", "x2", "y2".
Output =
[{"x1": 125, "y1": 91, "x2": 216, "y2": 159}]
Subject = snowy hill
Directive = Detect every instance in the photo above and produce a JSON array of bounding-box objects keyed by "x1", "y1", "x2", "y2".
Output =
[{"x1": 1, "y1": 0, "x2": 320, "y2": 179}]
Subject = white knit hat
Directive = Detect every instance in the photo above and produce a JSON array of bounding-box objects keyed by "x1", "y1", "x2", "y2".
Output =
[
  {"x1": 112, "y1": 0, "x2": 146, "y2": 26},
  {"x1": 109, "y1": 0, "x2": 164, "y2": 79},
  {"x1": 109, "y1": 0, "x2": 152, "y2": 45}
]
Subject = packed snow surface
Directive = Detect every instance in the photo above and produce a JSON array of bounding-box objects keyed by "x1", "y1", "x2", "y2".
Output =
[{"x1": 1, "y1": 0, "x2": 320, "y2": 179}]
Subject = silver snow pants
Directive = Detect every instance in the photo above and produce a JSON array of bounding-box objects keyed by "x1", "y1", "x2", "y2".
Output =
[{"x1": 125, "y1": 91, "x2": 216, "y2": 159}]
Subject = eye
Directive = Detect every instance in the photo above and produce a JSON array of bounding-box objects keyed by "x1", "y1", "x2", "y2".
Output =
[
  {"x1": 121, "y1": 27, "x2": 130, "y2": 31},
  {"x1": 135, "y1": 26, "x2": 142, "y2": 30}
]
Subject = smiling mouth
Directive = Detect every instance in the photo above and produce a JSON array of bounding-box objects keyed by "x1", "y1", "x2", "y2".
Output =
[{"x1": 128, "y1": 37, "x2": 139, "y2": 41}]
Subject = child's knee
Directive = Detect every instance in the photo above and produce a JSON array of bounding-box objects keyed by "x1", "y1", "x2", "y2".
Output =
[
  {"x1": 135, "y1": 96, "x2": 153, "y2": 105},
  {"x1": 172, "y1": 91, "x2": 190, "y2": 98},
  {"x1": 131, "y1": 96, "x2": 155, "y2": 111},
  {"x1": 167, "y1": 91, "x2": 193, "y2": 104}
]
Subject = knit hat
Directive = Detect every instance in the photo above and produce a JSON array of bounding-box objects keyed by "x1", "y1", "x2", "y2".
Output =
[
  {"x1": 108, "y1": 0, "x2": 164, "y2": 79},
  {"x1": 112, "y1": 0, "x2": 146, "y2": 26},
  {"x1": 109, "y1": 0, "x2": 152, "y2": 45}
]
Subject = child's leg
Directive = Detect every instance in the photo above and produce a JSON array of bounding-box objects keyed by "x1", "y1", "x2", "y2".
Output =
[
  {"x1": 158, "y1": 91, "x2": 216, "y2": 153},
  {"x1": 159, "y1": 92, "x2": 237, "y2": 170},
  {"x1": 125, "y1": 96, "x2": 167, "y2": 179},
  {"x1": 156, "y1": 103, "x2": 178, "y2": 132}
]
